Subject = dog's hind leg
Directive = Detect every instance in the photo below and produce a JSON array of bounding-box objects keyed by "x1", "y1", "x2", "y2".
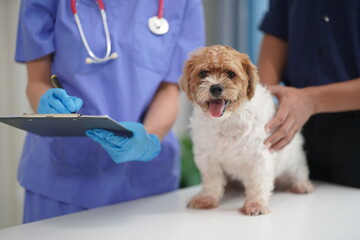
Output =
[
  {"x1": 277, "y1": 134, "x2": 314, "y2": 194},
  {"x1": 288, "y1": 164, "x2": 314, "y2": 194},
  {"x1": 283, "y1": 150, "x2": 314, "y2": 194}
]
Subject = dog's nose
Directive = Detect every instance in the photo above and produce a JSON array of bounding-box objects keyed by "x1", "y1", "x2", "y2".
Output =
[{"x1": 210, "y1": 84, "x2": 223, "y2": 97}]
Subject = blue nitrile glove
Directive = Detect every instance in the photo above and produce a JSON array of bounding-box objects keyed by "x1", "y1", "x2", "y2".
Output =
[
  {"x1": 38, "y1": 88, "x2": 83, "y2": 114},
  {"x1": 85, "y1": 122, "x2": 161, "y2": 163}
]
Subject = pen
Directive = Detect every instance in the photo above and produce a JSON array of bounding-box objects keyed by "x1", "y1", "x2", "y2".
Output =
[{"x1": 51, "y1": 75, "x2": 63, "y2": 89}]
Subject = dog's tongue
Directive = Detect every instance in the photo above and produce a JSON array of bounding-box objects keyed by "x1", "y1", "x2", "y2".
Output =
[{"x1": 209, "y1": 99, "x2": 225, "y2": 117}]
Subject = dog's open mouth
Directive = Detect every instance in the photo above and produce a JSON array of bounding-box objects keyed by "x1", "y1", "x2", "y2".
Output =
[{"x1": 208, "y1": 99, "x2": 230, "y2": 117}]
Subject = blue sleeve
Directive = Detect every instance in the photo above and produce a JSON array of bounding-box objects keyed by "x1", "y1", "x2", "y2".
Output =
[
  {"x1": 163, "y1": 0, "x2": 205, "y2": 84},
  {"x1": 259, "y1": 0, "x2": 288, "y2": 41},
  {"x1": 15, "y1": 0, "x2": 56, "y2": 63}
]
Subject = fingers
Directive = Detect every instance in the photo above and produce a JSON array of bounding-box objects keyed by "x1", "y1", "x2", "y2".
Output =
[
  {"x1": 264, "y1": 116, "x2": 299, "y2": 152},
  {"x1": 264, "y1": 85, "x2": 307, "y2": 152},
  {"x1": 39, "y1": 88, "x2": 83, "y2": 114},
  {"x1": 265, "y1": 102, "x2": 289, "y2": 133},
  {"x1": 86, "y1": 129, "x2": 127, "y2": 147},
  {"x1": 38, "y1": 98, "x2": 59, "y2": 114},
  {"x1": 267, "y1": 125, "x2": 299, "y2": 152},
  {"x1": 264, "y1": 87, "x2": 292, "y2": 151},
  {"x1": 86, "y1": 129, "x2": 118, "y2": 150},
  {"x1": 50, "y1": 89, "x2": 83, "y2": 113},
  {"x1": 86, "y1": 129, "x2": 115, "y2": 141},
  {"x1": 264, "y1": 114, "x2": 292, "y2": 149},
  {"x1": 71, "y1": 96, "x2": 83, "y2": 112},
  {"x1": 267, "y1": 85, "x2": 283, "y2": 97},
  {"x1": 48, "y1": 96, "x2": 71, "y2": 113},
  {"x1": 52, "y1": 89, "x2": 77, "y2": 113},
  {"x1": 85, "y1": 129, "x2": 105, "y2": 143}
]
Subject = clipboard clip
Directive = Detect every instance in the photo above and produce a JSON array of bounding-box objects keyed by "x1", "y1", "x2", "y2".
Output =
[{"x1": 22, "y1": 113, "x2": 82, "y2": 118}]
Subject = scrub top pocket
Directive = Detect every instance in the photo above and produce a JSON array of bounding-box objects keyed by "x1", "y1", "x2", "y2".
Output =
[{"x1": 132, "y1": 16, "x2": 179, "y2": 74}]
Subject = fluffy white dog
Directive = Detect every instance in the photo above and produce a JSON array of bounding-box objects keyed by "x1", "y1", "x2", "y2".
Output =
[{"x1": 179, "y1": 45, "x2": 314, "y2": 215}]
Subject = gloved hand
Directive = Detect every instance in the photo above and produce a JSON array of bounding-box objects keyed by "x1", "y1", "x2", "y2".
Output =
[
  {"x1": 86, "y1": 122, "x2": 161, "y2": 163},
  {"x1": 38, "y1": 88, "x2": 83, "y2": 114}
]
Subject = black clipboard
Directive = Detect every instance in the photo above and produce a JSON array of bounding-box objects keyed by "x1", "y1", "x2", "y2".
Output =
[{"x1": 0, "y1": 113, "x2": 132, "y2": 137}]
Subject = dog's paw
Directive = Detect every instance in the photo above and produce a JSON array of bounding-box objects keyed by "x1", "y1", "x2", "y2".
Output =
[
  {"x1": 187, "y1": 195, "x2": 218, "y2": 209},
  {"x1": 289, "y1": 181, "x2": 314, "y2": 194},
  {"x1": 239, "y1": 201, "x2": 271, "y2": 216}
]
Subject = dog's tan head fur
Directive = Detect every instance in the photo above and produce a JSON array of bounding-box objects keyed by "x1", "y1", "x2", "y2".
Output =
[{"x1": 179, "y1": 45, "x2": 258, "y2": 118}]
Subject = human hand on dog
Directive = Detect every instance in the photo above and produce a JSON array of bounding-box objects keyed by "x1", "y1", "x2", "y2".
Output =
[{"x1": 264, "y1": 85, "x2": 315, "y2": 152}]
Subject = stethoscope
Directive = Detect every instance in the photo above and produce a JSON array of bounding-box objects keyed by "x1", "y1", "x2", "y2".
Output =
[{"x1": 71, "y1": 0, "x2": 169, "y2": 64}]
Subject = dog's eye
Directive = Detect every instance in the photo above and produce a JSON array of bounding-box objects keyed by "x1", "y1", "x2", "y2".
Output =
[
  {"x1": 226, "y1": 71, "x2": 236, "y2": 79},
  {"x1": 199, "y1": 71, "x2": 208, "y2": 79}
]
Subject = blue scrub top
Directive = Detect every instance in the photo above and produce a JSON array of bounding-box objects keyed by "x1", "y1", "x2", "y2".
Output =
[
  {"x1": 15, "y1": 0, "x2": 205, "y2": 208},
  {"x1": 260, "y1": 0, "x2": 360, "y2": 88}
]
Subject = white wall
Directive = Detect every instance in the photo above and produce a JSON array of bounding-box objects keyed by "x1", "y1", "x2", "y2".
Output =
[{"x1": 0, "y1": 0, "x2": 29, "y2": 228}]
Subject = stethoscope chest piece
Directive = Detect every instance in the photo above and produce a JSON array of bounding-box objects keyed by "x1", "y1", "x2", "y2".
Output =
[{"x1": 148, "y1": 16, "x2": 169, "y2": 35}]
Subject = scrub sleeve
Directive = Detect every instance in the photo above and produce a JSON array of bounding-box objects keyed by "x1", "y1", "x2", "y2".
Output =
[
  {"x1": 15, "y1": 0, "x2": 55, "y2": 62},
  {"x1": 258, "y1": 0, "x2": 288, "y2": 41},
  {"x1": 260, "y1": 0, "x2": 360, "y2": 188}
]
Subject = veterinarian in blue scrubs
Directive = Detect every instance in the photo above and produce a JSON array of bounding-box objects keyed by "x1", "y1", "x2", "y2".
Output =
[
  {"x1": 15, "y1": 0, "x2": 204, "y2": 223},
  {"x1": 258, "y1": 0, "x2": 360, "y2": 187}
]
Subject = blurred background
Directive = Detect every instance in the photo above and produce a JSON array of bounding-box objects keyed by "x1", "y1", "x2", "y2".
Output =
[{"x1": 0, "y1": 0, "x2": 267, "y2": 228}]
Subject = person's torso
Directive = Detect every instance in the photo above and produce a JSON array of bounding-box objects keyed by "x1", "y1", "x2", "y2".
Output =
[
  {"x1": 284, "y1": 0, "x2": 360, "y2": 87},
  {"x1": 18, "y1": 0, "x2": 196, "y2": 208}
]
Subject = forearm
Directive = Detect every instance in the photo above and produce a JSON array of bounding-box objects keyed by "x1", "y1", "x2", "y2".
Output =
[
  {"x1": 26, "y1": 55, "x2": 53, "y2": 112},
  {"x1": 305, "y1": 78, "x2": 360, "y2": 114},
  {"x1": 258, "y1": 34, "x2": 288, "y2": 85},
  {"x1": 143, "y1": 82, "x2": 180, "y2": 140}
]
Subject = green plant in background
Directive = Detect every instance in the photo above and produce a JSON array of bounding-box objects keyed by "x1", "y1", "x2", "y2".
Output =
[{"x1": 179, "y1": 135, "x2": 201, "y2": 188}]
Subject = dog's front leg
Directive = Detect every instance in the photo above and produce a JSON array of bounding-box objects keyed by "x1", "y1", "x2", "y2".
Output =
[
  {"x1": 187, "y1": 158, "x2": 226, "y2": 209},
  {"x1": 240, "y1": 163, "x2": 274, "y2": 216}
]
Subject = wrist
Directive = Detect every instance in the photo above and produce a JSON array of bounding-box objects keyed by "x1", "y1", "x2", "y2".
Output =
[
  {"x1": 140, "y1": 134, "x2": 161, "y2": 162},
  {"x1": 143, "y1": 124, "x2": 165, "y2": 141},
  {"x1": 303, "y1": 86, "x2": 320, "y2": 115},
  {"x1": 149, "y1": 134, "x2": 161, "y2": 150}
]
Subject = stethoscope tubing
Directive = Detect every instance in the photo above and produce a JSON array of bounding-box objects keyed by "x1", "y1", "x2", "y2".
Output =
[
  {"x1": 71, "y1": 0, "x2": 165, "y2": 64},
  {"x1": 71, "y1": 0, "x2": 117, "y2": 64},
  {"x1": 158, "y1": 0, "x2": 164, "y2": 19}
]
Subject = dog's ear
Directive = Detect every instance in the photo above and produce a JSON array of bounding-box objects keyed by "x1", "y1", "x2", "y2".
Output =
[
  {"x1": 179, "y1": 47, "x2": 206, "y2": 101},
  {"x1": 178, "y1": 58, "x2": 195, "y2": 101},
  {"x1": 241, "y1": 54, "x2": 259, "y2": 100}
]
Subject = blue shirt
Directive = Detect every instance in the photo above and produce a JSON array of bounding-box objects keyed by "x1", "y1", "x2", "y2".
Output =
[
  {"x1": 260, "y1": 0, "x2": 360, "y2": 88},
  {"x1": 15, "y1": 0, "x2": 205, "y2": 208}
]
